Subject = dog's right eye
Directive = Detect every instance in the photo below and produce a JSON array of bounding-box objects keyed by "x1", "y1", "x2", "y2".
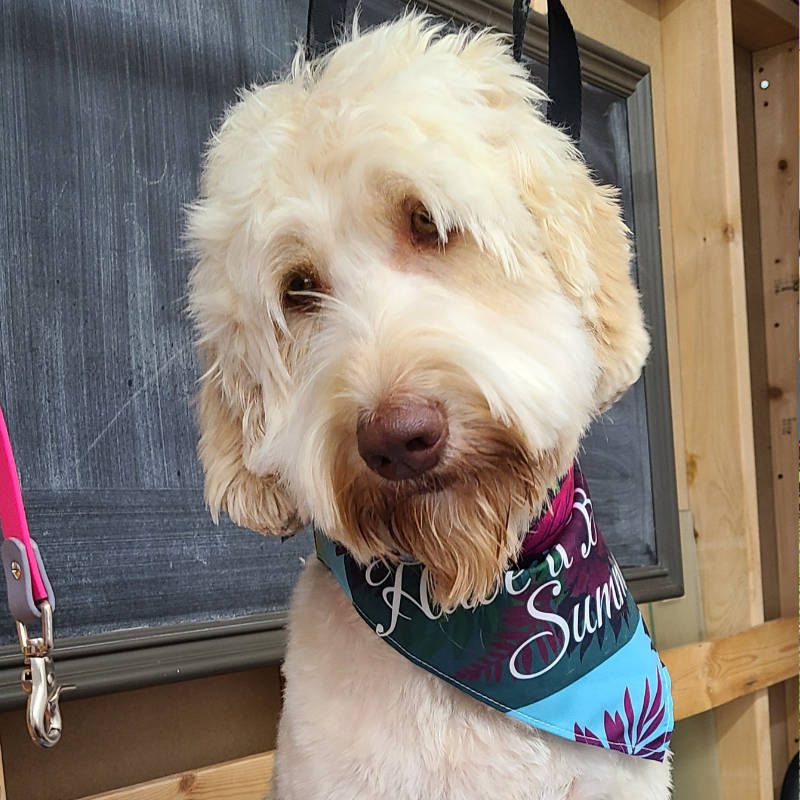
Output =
[{"x1": 282, "y1": 270, "x2": 325, "y2": 312}]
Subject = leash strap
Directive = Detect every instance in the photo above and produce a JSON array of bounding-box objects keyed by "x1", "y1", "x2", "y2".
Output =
[
  {"x1": 513, "y1": 0, "x2": 582, "y2": 142},
  {"x1": 0, "y1": 407, "x2": 54, "y2": 620},
  {"x1": 0, "y1": 404, "x2": 64, "y2": 747}
]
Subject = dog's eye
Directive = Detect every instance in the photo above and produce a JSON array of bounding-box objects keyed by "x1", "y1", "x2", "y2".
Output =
[
  {"x1": 409, "y1": 203, "x2": 441, "y2": 246},
  {"x1": 282, "y1": 270, "x2": 324, "y2": 312}
]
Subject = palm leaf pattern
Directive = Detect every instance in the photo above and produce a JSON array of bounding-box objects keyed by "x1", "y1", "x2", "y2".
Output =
[{"x1": 573, "y1": 669, "x2": 671, "y2": 760}]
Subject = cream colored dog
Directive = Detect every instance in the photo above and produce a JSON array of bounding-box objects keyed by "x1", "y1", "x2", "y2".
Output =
[{"x1": 187, "y1": 14, "x2": 670, "y2": 799}]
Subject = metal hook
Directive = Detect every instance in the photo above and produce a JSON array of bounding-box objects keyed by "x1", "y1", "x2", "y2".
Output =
[
  {"x1": 21, "y1": 656, "x2": 63, "y2": 747},
  {"x1": 16, "y1": 601, "x2": 67, "y2": 748}
]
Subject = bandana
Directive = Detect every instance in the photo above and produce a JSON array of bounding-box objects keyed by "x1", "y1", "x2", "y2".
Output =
[{"x1": 315, "y1": 463, "x2": 673, "y2": 761}]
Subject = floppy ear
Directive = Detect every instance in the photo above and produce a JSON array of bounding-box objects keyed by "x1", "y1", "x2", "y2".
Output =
[
  {"x1": 518, "y1": 138, "x2": 650, "y2": 411},
  {"x1": 455, "y1": 31, "x2": 649, "y2": 411},
  {"x1": 196, "y1": 349, "x2": 300, "y2": 536}
]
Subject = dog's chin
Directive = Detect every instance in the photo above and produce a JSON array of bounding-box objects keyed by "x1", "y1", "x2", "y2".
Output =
[{"x1": 328, "y1": 436, "x2": 564, "y2": 611}]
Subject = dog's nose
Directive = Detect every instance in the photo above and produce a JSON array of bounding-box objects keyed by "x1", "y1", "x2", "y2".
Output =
[{"x1": 357, "y1": 397, "x2": 448, "y2": 481}]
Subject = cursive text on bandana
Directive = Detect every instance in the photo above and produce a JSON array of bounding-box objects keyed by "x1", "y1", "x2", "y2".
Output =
[{"x1": 315, "y1": 463, "x2": 673, "y2": 761}]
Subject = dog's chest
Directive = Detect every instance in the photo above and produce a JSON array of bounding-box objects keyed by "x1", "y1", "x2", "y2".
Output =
[{"x1": 274, "y1": 559, "x2": 669, "y2": 800}]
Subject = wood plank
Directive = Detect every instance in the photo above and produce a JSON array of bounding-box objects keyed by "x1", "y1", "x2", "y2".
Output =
[
  {"x1": 733, "y1": 44, "x2": 781, "y2": 622},
  {"x1": 660, "y1": 0, "x2": 774, "y2": 796},
  {"x1": 80, "y1": 752, "x2": 273, "y2": 800},
  {"x1": 753, "y1": 39, "x2": 800, "y2": 768},
  {"x1": 732, "y1": 0, "x2": 798, "y2": 51},
  {"x1": 663, "y1": 617, "x2": 798, "y2": 721},
  {"x1": 733, "y1": 42, "x2": 789, "y2": 793}
]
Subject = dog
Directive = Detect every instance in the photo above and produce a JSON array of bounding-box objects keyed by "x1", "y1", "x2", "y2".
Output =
[{"x1": 187, "y1": 14, "x2": 671, "y2": 799}]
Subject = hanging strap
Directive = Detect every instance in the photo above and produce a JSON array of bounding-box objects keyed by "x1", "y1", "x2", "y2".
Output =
[{"x1": 513, "y1": 0, "x2": 582, "y2": 142}]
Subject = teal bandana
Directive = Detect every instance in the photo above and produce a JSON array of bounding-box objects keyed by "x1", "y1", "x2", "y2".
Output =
[{"x1": 314, "y1": 464, "x2": 673, "y2": 761}]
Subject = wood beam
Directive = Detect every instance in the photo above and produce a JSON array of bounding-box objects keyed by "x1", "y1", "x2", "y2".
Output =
[
  {"x1": 753, "y1": 37, "x2": 800, "y2": 769},
  {"x1": 732, "y1": 0, "x2": 798, "y2": 51},
  {"x1": 81, "y1": 752, "x2": 273, "y2": 800},
  {"x1": 663, "y1": 617, "x2": 798, "y2": 720},
  {"x1": 660, "y1": 0, "x2": 774, "y2": 796}
]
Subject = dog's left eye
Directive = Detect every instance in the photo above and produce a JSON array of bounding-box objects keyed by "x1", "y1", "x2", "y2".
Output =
[
  {"x1": 282, "y1": 270, "x2": 324, "y2": 312},
  {"x1": 409, "y1": 203, "x2": 441, "y2": 246}
]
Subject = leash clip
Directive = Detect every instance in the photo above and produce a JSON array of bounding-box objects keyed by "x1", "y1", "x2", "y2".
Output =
[{"x1": 17, "y1": 601, "x2": 64, "y2": 747}]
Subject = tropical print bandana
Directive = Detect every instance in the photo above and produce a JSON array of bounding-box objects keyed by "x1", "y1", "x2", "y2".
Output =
[{"x1": 314, "y1": 463, "x2": 673, "y2": 761}]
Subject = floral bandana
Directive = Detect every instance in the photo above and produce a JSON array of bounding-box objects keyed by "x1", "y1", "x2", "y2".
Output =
[{"x1": 314, "y1": 463, "x2": 673, "y2": 761}]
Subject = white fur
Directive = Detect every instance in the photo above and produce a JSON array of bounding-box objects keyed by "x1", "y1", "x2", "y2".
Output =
[{"x1": 186, "y1": 14, "x2": 666, "y2": 799}]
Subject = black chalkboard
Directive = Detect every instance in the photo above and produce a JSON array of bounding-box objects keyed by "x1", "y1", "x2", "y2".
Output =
[{"x1": 0, "y1": 0, "x2": 680, "y2": 665}]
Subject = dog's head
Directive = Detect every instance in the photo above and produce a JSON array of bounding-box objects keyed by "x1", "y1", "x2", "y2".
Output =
[{"x1": 187, "y1": 15, "x2": 649, "y2": 610}]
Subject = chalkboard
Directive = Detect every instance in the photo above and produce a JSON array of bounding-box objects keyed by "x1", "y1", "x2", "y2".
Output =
[{"x1": 0, "y1": 0, "x2": 680, "y2": 689}]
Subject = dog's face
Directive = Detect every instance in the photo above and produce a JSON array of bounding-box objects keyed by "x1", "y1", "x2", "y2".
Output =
[{"x1": 187, "y1": 17, "x2": 649, "y2": 609}]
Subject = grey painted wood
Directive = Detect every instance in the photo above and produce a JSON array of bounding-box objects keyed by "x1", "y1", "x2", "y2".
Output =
[
  {"x1": 0, "y1": 0, "x2": 313, "y2": 651},
  {"x1": 0, "y1": 0, "x2": 681, "y2": 675}
]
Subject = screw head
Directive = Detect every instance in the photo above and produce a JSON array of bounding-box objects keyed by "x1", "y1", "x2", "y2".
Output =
[
  {"x1": 760, "y1": 79, "x2": 770, "y2": 89},
  {"x1": 10, "y1": 561, "x2": 21, "y2": 581}
]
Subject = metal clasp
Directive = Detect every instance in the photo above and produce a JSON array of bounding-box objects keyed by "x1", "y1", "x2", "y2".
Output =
[{"x1": 17, "y1": 601, "x2": 64, "y2": 747}]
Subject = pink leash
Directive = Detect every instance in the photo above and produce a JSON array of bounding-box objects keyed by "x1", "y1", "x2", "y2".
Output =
[{"x1": 0, "y1": 404, "x2": 64, "y2": 747}]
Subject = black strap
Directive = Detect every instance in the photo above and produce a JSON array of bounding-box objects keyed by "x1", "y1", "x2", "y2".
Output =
[
  {"x1": 513, "y1": 0, "x2": 582, "y2": 142},
  {"x1": 512, "y1": 0, "x2": 531, "y2": 62},
  {"x1": 305, "y1": 0, "x2": 348, "y2": 60}
]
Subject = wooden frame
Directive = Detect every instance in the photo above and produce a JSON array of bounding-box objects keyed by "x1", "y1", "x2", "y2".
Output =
[{"x1": 659, "y1": 0, "x2": 798, "y2": 796}]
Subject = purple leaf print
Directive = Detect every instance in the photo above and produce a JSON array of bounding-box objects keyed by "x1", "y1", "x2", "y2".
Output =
[
  {"x1": 603, "y1": 710, "x2": 630, "y2": 754},
  {"x1": 624, "y1": 688, "x2": 635, "y2": 737},
  {"x1": 636, "y1": 675, "x2": 651, "y2": 740},
  {"x1": 454, "y1": 600, "x2": 565, "y2": 684},
  {"x1": 573, "y1": 723, "x2": 602, "y2": 749},
  {"x1": 572, "y1": 671, "x2": 671, "y2": 761}
]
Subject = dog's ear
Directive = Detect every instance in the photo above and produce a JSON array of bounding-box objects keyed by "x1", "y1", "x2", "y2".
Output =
[
  {"x1": 196, "y1": 348, "x2": 300, "y2": 535},
  {"x1": 517, "y1": 143, "x2": 650, "y2": 411},
  {"x1": 456, "y1": 33, "x2": 649, "y2": 410}
]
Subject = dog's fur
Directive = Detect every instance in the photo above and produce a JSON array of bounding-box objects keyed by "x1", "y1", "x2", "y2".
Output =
[{"x1": 187, "y1": 15, "x2": 669, "y2": 799}]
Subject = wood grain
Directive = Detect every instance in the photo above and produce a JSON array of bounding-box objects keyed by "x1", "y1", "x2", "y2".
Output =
[
  {"x1": 733, "y1": 41, "x2": 791, "y2": 793},
  {"x1": 661, "y1": 0, "x2": 773, "y2": 796},
  {"x1": 0, "y1": 0, "x2": 310, "y2": 648},
  {"x1": 753, "y1": 38, "x2": 800, "y2": 766},
  {"x1": 80, "y1": 752, "x2": 273, "y2": 800},
  {"x1": 732, "y1": 0, "x2": 798, "y2": 51},
  {"x1": 663, "y1": 617, "x2": 799, "y2": 721}
]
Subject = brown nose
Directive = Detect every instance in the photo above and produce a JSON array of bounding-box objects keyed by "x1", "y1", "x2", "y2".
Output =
[{"x1": 357, "y1": 397, "x2": 448, "y2": 481}]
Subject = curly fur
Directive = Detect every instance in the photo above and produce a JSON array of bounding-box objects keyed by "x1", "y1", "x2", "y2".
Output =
[{"x1": 187, "y1": 14, "x2": 665, "y2": 799}]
